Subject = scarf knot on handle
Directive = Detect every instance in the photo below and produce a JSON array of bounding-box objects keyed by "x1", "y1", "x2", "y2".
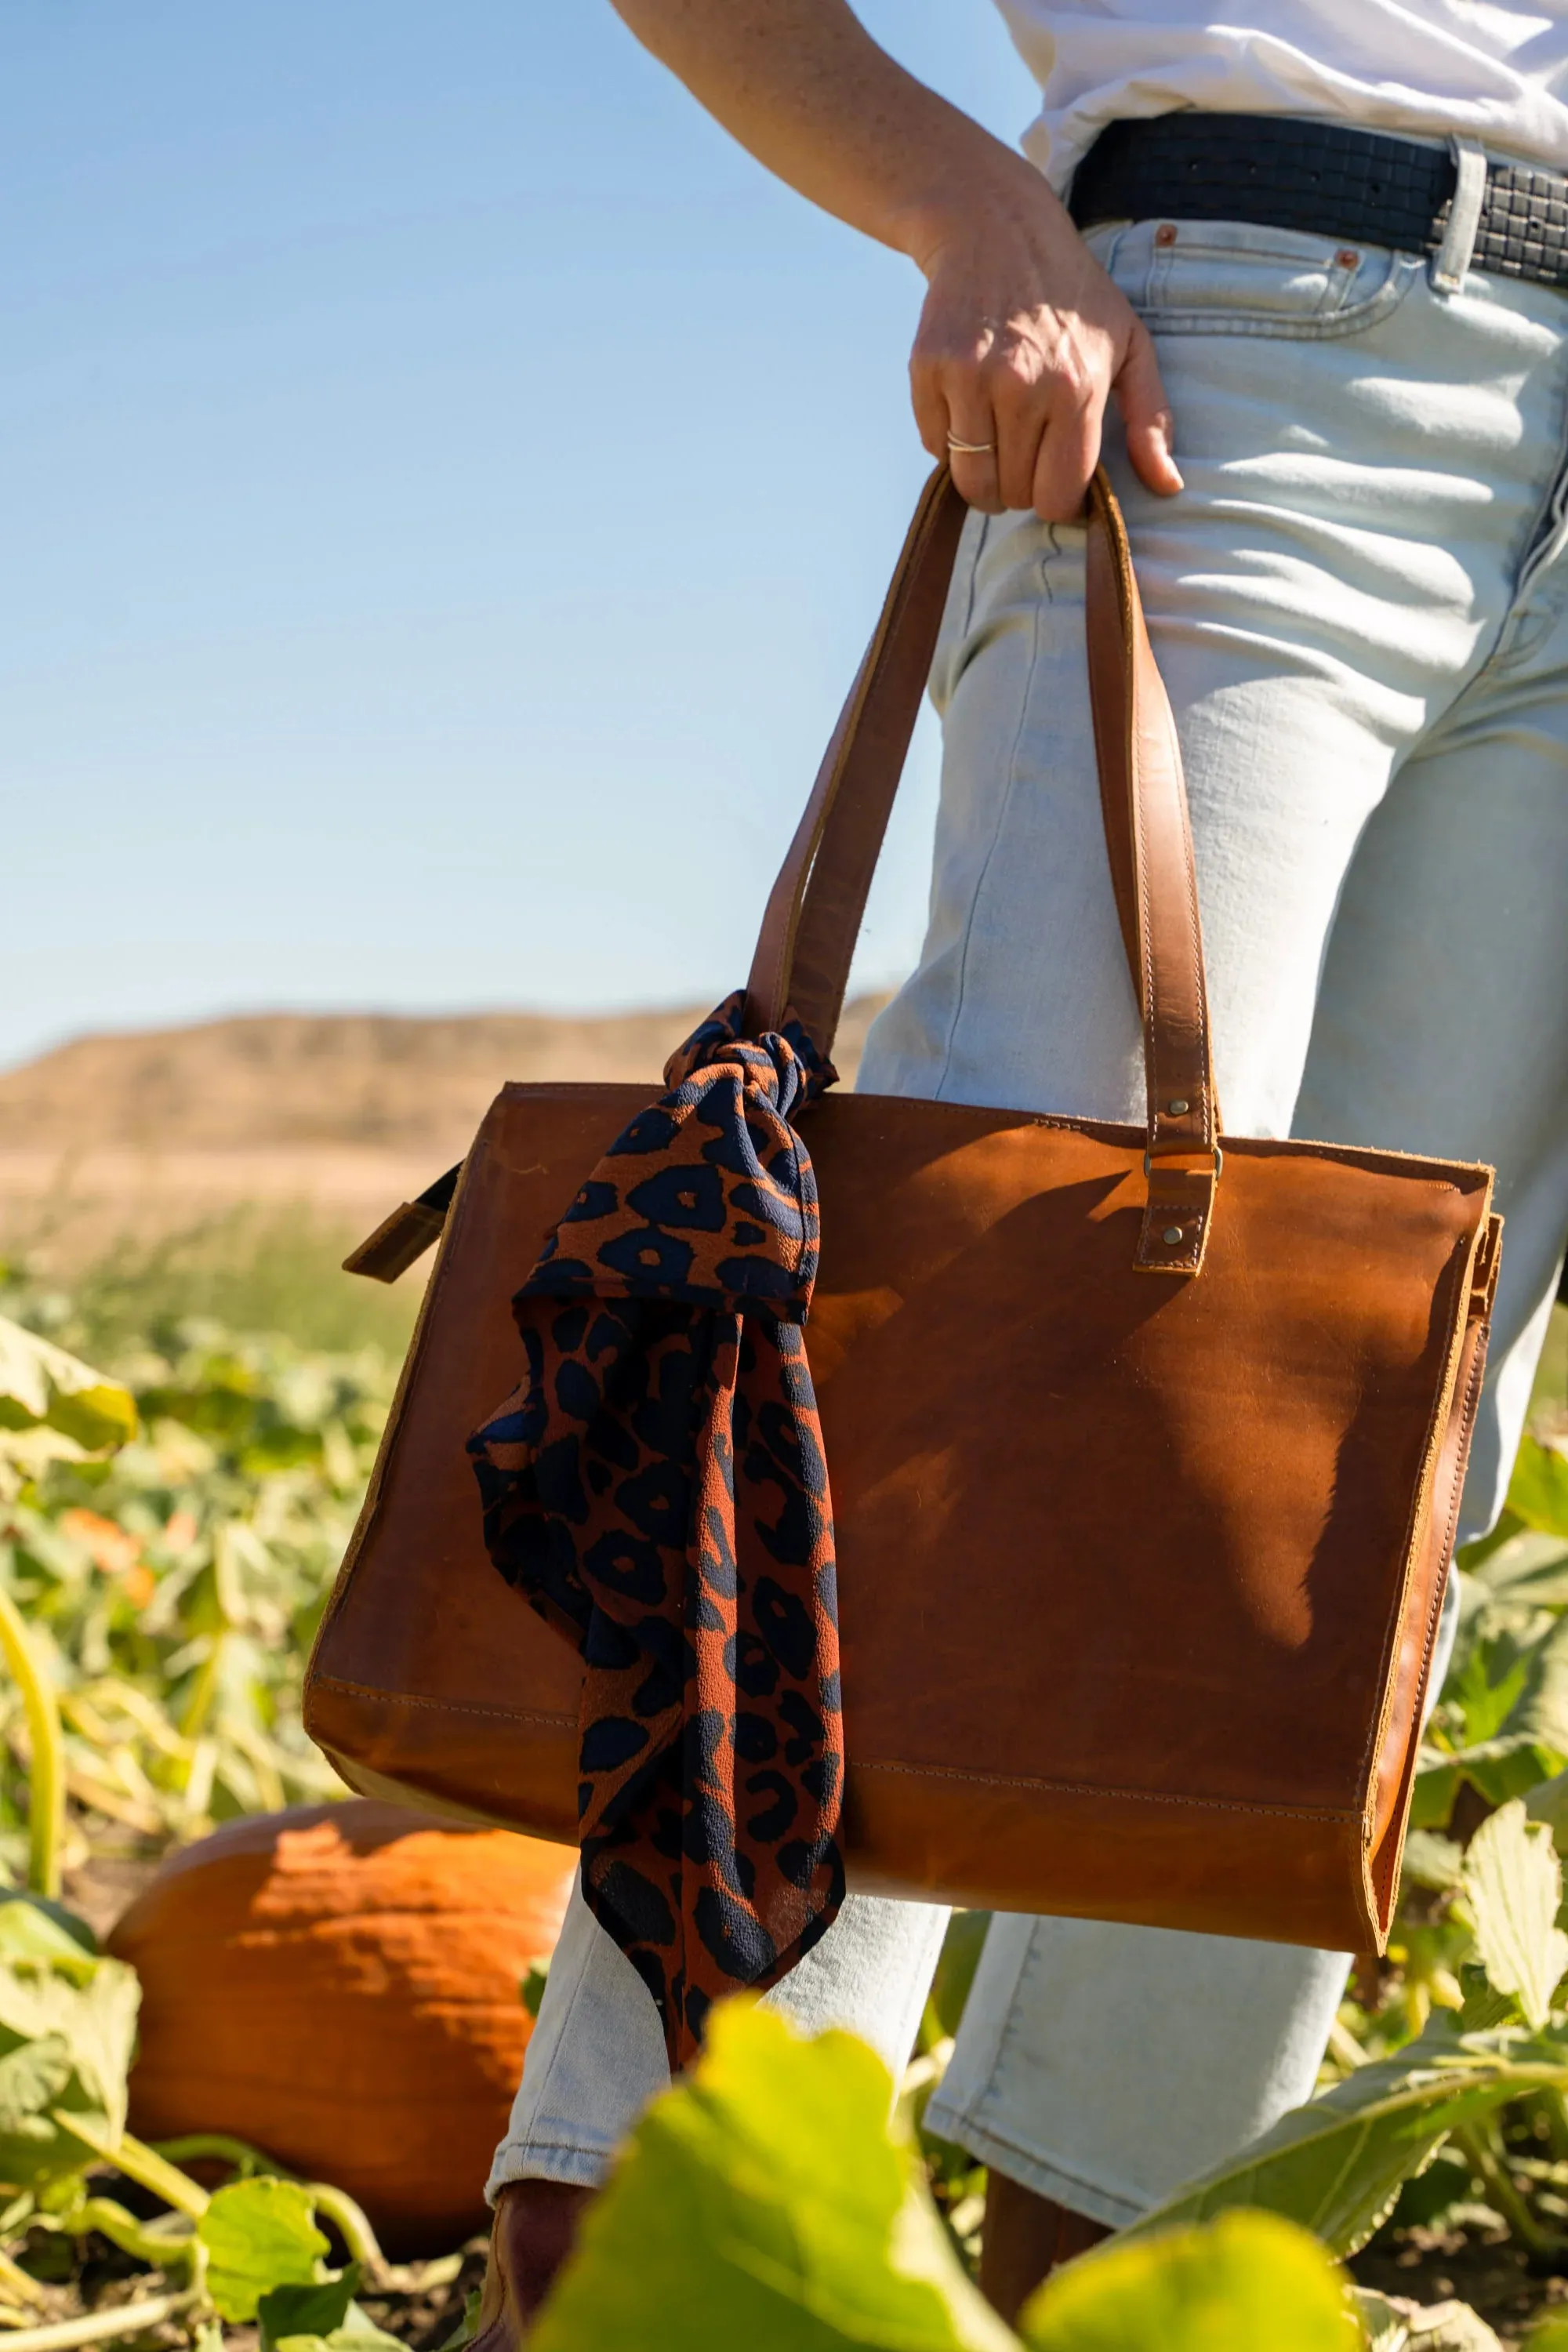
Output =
[{"x1": 470, "y1": 991, "x2": 844, "y2": 2064}]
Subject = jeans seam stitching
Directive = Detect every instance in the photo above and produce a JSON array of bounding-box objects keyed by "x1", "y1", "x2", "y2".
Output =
[
  {"x1": 503, "y1": 1877, "x2": 593, "y2": 2146},
  {"x1": 933, "y1": 568, "x2": 1043, "y2": 1105},
  {"x1": 1136, "y1": 253, "x2": 1418, "y2": 342}
]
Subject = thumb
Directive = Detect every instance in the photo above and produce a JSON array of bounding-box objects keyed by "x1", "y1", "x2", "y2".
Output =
[{"x1": 1114, "y1": 321, "x2": 1183, "y2": 496}]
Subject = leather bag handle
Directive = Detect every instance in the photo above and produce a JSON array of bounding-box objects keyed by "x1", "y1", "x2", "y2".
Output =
[{"x1": 742, "y1": 466, "x2": 1221, "y2": 1275}]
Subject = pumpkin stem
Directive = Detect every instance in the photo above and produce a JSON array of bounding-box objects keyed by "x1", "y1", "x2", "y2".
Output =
[
  {"x1": 0, "y1": 1584, "x2": 66, "y2": 1900},
  {"x1": 305, "y1": 2183, "x2": 386, "y2": 2274},
  {"x1": 177, "y1": 1629, "x2": 227, "y2": 1746},
  {"x1": 52, "y1": 2113, "x2": 210, "y2": 2222},
  {"x1": 151, "y1": 2131, "x2": 281, "y2": 2179},
  {"x1": 0, "y1": 2245, "x2": 45, "y2": 2309},
  {"x1": 73, "y1": 2195, "x2": 198, "y2": 2275},
  {"x1": 0, "y1": 2288, "x2": 198, "y2": 2351}
]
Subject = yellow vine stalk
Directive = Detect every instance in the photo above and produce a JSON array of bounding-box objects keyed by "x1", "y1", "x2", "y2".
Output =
[{"x1": 0, "y1": 1585, "x2": 65, "y2": 1900}]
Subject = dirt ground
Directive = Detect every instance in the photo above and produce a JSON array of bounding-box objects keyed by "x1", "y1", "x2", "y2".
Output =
[{"x1": 1352, "y1": 2220, "x2": 1568, "y2": 2346}]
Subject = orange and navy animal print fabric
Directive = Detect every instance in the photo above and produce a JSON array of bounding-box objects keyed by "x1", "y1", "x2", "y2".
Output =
[{"x1": 469, "y1": 992, "x2": 844, "y2": 2067}]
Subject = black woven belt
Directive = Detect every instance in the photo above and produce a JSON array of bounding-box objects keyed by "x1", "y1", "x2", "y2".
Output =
[{"x1": 1069, "y1": 114, "x2": 1568, "y2": 290}]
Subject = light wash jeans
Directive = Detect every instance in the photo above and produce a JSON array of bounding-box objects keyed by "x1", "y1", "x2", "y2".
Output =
[{"x1": 492, "y1": 197, "x2": 1568, "y2": 2227}]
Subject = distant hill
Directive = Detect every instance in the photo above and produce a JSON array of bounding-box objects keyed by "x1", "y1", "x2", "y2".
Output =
[
  {"x1": 0, "y1": 998, "x2": 889, "y2": 1154},
  {"x1": 0, "y1": 999, "x2": 891, "y2": 1257}
]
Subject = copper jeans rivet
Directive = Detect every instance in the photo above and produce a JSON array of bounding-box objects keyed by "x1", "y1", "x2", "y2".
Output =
[{"x1": 1155, "y1": 223, "x2": 1178, "y2": 246}]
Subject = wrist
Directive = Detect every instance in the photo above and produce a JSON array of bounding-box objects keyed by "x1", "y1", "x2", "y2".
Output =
[{"x1": 889, "y1": 143, "x2": 1065, "y2": 278}]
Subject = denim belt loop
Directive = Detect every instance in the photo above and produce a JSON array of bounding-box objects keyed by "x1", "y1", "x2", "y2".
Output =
[{"x1": 1432, "y1": 138, "x2": 1488, "y2": 292}]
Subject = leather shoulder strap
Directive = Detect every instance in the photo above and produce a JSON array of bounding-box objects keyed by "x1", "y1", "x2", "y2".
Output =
[
  {"x1": 744, "y1": 466, "x2": 1218, "y2": 1174},
  {"x1": 743, "y1": 470, "x2": 967, "y2": 1055}
]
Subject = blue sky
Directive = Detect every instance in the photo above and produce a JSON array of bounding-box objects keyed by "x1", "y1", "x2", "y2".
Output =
[{"x1": 1, "y1": 2, "x2": 1038, "y2": 1069}]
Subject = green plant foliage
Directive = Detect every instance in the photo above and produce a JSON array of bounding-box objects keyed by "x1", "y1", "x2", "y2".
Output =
[
  {"x1": 0, "y1": 1930, "x2": 140, "y2": 2182},
  {"x1": 0, "y1": 1320, "x2": 137, "y2": 1457},
  {"x1": 1352, "y1": 2295, "x2": 1504, "y2": 2350},
  {"x1": 0, "y1": 1272, "x2": 398, "y2": 1865},
  {"x1": 258, "y1": 2263, "x2": 402, "y2": 2352},
  {"x1": 926, "y1": 1914, "x2": 992, "y2": 2045},
  {"x1": 199, "y1": 2177, "x2": 331, "y2": 2323},
  {"x1": 531, "y1": 2000, "x2": 1016, "y2": 2352},
  {"x1": 1414, "y1": 1479, "x2": 1568, "y2": 1831},
  {"x1": 1121, "y1": 2012, "x2": 1568, "y2": 2256},
  {"x1": 1461, "y1": 1801, "x2": 1568, "y2": 2030},
  {"x1": 1508, "y1": 1439, "x2": 1568, "y2": 1540},
  {"x1": 259, "y1": 2263, "x2": 362, "y2": 2350},
  {"x1": 273, "y1": 2313, "x2": 405, "y2": 2352},
  {"x1": 1018, "y1": 2210, "x2": 1353, "y2": 2350}
]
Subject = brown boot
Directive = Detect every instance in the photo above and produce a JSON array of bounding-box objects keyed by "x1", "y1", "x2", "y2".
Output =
[
  {"x1": 978, "y1": 2170, "x2": 1113, "y2": 2328},
  {"x1": 468, "y1": 2180, "x2": 596, "y2": 2350}
]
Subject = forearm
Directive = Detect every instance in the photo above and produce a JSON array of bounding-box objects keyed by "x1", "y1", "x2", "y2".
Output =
[{"x1": 609, "y1": 0, "x2": 1054, "y2": 270}]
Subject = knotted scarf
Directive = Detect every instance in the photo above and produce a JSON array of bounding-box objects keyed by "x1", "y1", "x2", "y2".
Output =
[{"x1": 469, "y1": 991, "x2": 844, "y2": 2066}]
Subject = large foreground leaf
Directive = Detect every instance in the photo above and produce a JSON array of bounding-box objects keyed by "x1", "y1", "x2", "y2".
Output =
[
  {"x1": 0, "y1": 1318, "x2": 136, "y2": 1451},
  {"x1": 1120, "y1": 2018, "x2": 1568, "y2": 2256},
  {"x1": 0, "y1": 1948, "x2": 140, "y2": 2175},
  {"x1": 1020, "y1": 2210, "x2": 1353, "y2": 2350},
  {"x1": 532, "y1": 2001, "x2": 1014, "y2": 2350},
  {"x1": 200, "y1": 2179, "x2": 329, "y2": 2324},
  {"x1": 1461, "y1": 1800, "x2": 1568, "y2": 2028},
  {"x1": 1508, "y1": 1439, "x2": 1568, "y2": 1541}
]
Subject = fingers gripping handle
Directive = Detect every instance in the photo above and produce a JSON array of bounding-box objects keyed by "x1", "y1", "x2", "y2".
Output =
[{"x1": 743, "y1": 465, "x2": 1220, "y2": 1275}]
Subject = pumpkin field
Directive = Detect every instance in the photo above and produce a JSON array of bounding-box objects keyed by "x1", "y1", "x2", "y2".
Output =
[{"x1": 0, "y1": 1223, "x2": 1567, "y2": 2350}]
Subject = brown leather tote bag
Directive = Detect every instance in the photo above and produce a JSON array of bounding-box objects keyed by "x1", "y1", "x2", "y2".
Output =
[{"x1": 304, "y1": 470, "x2": 1501, "y2": 1958}]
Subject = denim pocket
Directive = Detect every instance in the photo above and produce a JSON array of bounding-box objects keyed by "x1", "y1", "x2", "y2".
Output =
[{"x1": 1083, "y1": 216, "x2": 1421, "y2": 340}]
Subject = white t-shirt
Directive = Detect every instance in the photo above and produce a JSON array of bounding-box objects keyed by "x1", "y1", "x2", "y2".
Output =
[{"x1": 993, "y1": 2, "x2": 1568, "y2": 185}]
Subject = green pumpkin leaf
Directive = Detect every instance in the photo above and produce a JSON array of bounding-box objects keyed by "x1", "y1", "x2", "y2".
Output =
[
  {"x1": 1461, "y1": 1798, "x2": 1568, "y2": 2029},
  {"x1": 1018, "y1": 2209, "x2": 1352, "y2": 2350},
  {"x1": 0, "y1": 2034, "x2": 74, "y2": 2177},
  {"x1": 1119, "y1": 2015, "x2": 1568, "y2": 2256},
  {"x1": 200, "y1": 2177, "x2": 329, "y2": 2323},
  {"x1": 259, "y1": 2263, "x2": 360, "y2": 2352},
  {"x1": 0, "y1": 1953, "x2": 140, "y2": 2148},
  {"x1": 1471, "y1": 1530, "x2": 1568, "y2": 1609},
  {"x1": 1352, "y1": 2295, "x2": 1502, "y2": 2350},
  {"x1": 532, "y1": 1999, "x2": 1015, "y2": 2351},
  {"x1": 1508, "y1": 1439, "x2": 1568, "y2": 1541},
  {"x1": 927, "y1": 1913, "x2": 992, "y2": 2043},
  {"x1": 1400, "y1": 1832, "x2": 1465, "y2": 1893},
  {"x1": 275, "y1": 2319, "x2": 405, "y2": 2352},
  {"x1": 0, "y1": 1318, "x2": 136, "y2": 1450},
  {"x1": 1352, "y1": 2286, "x2": 1410, "y2": 2350},
  {"x1": 1526, "y1": 1765, "x2": 1568, "y2": 1849},
  {"x1": 0, "y1": 1897, "x2": 98, "y2": 1974}
]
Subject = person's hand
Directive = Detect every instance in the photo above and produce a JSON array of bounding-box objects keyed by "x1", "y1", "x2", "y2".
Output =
[{"x1": 904, "y1": 165, "x2": 1183, "y2": 521}]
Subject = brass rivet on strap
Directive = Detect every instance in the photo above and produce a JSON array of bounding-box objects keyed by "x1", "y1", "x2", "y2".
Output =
[
  {"x1": 1166, "y1": 1098, "x2": 1189, "y2": 1115},
  {"x1": 1162, "y1": 1227, "x2": 1184, "y2": 1246}
]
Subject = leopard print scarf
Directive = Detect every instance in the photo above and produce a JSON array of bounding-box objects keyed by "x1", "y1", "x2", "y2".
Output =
[{"x1": 469, "y1": 992, "x2": 844, "y2": 2066}]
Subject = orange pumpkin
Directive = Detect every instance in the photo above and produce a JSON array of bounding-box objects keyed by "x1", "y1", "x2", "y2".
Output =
[{"x1": 107, "y1": 1800, "x2": 577, "y2": 2256}]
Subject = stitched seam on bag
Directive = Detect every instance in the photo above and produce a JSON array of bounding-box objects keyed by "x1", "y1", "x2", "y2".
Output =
[
  {"x1": 1352, "y1": 1234, "x2": 1475, "y2": 1799},
  {"x1": 312, "y1": 1674, "x2": 576, "y2": 1730},
  {"x1": 304, "y1": 1139, "x2": 484, "y2": 1669},
  {"x1": 1368, "y1": 1312, "x2": 1490, "y2": 1922},
  {"x1": 496, "y1": 1086, "x2": 1490, "y2": 1192},
  {"x1": 851, "y1": 1757, "x2": 1354, "y2": 1822}
]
